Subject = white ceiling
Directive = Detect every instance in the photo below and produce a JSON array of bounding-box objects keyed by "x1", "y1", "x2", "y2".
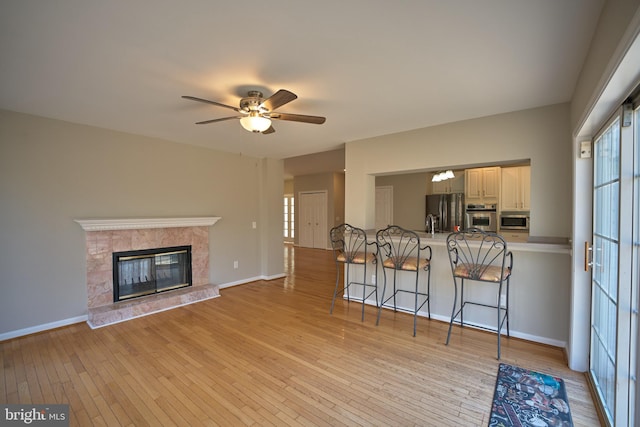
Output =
[{"x1": 1, "y1": 1, "x2": 604, "y2": 161}]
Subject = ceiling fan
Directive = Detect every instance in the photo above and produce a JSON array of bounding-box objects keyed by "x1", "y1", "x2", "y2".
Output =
[{"x1": 182, "y1": 89, "x2": 326, "y2": 134}]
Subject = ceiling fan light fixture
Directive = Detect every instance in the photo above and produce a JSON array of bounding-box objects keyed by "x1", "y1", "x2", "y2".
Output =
[
  {"x1": 183, "y1": 89, "x2": 325, "y2": 134},
  {"x1": 240, "y1": 114, "x2": 271, "y2": 133}
]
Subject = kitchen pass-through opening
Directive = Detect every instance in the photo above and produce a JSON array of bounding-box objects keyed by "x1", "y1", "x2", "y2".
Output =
[{"x1": 112, "y1": 245, "x2": 192, "y2": 302}]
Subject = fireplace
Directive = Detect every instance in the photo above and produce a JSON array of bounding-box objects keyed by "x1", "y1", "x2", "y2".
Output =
[
  {"x1": 113, "y1": 245, "x2": 192, "y2": 302},
  {"x1": 75, "y1": 217, "x2": 221, "y2": 328}
]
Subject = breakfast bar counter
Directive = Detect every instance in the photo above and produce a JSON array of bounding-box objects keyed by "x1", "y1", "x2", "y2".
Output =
[
  {"x1": 375, "y1": 230, "x2": 570, "y2": 251},
  {"x1": 344, "y1": 230, "x2": 571, "y2": 348}
]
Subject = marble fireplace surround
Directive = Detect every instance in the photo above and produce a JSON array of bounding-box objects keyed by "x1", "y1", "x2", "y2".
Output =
[{"x1": 75, "y1": 217, "x2": 221, "y2": 328}]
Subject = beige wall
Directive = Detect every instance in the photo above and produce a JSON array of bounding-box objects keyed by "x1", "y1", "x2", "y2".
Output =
[
  {"x1": 284, "y1": 179, "x2": 294, "y2": 194},
  {"x1": 258, "y1": 157, "x2": 285, "y2": 278},
  {"x1": 0, "y1": 109, "x2": 284, "y2": 335},
  {"x1": 346, "y1": 103, "x2": 572, "y2": 238},
  {"x1": 375, "y1": 173, "x2": 429, "y2": 231}
]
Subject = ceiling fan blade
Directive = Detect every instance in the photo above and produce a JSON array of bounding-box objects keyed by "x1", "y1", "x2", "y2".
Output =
[
  {"x1": 260, "y1": 89, "x2": 297, "y2": 111},
  {"x1": 262, "y1": 126, "x2": 276, "y2": 134},
  {"x1": 195, "y1": 116, "x2": 240, "y2": 125},
  {"x1": 182, "y1": 96, "x2": 241, "y2": 112},
  {"x1": 270, "y1": 112, "x2": 326, "y2": 124}
]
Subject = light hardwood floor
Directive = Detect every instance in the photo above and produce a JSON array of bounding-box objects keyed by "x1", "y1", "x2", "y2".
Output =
[{"x1": 2, "y1": 245, "x2": 600, "y2": 426}]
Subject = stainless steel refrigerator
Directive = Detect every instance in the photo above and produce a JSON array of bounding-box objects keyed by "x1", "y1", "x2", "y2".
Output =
[{"x1": 425, "y1": 193, "x2": 465, "y2": 232}]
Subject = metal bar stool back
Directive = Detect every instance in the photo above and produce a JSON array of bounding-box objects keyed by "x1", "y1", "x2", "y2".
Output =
[
  {"x1": 329, "y1": 224, "x2": 378, "y2": 321},
  {"x1": 375, "y1": 225, "x2": 432, "y2": 336},
  {"x1": 445, "y1": 227, "x2": 513, "y2": 359}
]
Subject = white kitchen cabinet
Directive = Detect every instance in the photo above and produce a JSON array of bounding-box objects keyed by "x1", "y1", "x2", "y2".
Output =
[
  {"x1": 482, "y1": 167, "x2": 500, "y2": 198},
  {"x1": 500, "y1": 166, "x2": 530, "y2": 211},
  {"x1": 465, "y1": 169, "x2": 482, "y2": 199},
  {"x1": 464, "y1": 167, "x2": 500, "y2": 202},
  {"x1": 431, "y1": 172, "x2": 464, "y2": 194}
]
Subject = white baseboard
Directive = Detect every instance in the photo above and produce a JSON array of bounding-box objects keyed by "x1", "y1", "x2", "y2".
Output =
[
  {"x1": 262, "y1": 273, "x2": 287, "y2": 281},
  {"x1": 218, "y1": 273, "x2": 286, "y2": 289},
  {"x1": 0, "y1": 315, "x2": 87, "y2": 342},
  {"x1": 356, "y1": 298, "x2": 567, "y2": 348}
]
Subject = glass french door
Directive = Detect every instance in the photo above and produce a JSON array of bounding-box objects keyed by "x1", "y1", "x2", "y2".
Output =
[
  {"x1": 284, "y1": 195, "x2": 295, "y2": 242},
  {"x1": 589, "y1": 102, "x2": 639, "y2": 426}
]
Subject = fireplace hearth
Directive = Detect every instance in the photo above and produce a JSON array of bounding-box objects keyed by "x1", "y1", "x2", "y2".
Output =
[{"x1": 113, "y1": 245, "x2": 192, "y2": 302}]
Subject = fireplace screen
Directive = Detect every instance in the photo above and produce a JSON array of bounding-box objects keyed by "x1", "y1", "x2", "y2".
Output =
[{"x1": 112, "y1": 245, "x2": 192, "y2": 302}]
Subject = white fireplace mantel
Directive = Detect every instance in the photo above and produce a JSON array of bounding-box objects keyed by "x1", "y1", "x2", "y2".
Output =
[{"x1": 74, "y1": 217, "x2": 221, "y2": 231}]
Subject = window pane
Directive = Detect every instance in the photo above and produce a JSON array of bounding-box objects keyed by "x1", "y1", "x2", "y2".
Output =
[
  {"x1": 631, "y1": 104, "x2": 640, "y2": 425},
  {"x1": 591, "y1": 117, "x2": 620, "y2": 424}
]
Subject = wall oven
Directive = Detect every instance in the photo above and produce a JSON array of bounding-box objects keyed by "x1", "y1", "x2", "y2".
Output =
[
  {"x1": 465, "y1": 204, "x2": 497, "y2": 232},
  {"x1": 499, "y1": 213, "x2": 530, "y2": 231}
]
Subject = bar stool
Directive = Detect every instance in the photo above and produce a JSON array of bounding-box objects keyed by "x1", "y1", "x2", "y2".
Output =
[
  {"x1": 329, "y1": 224, "x2": 378, "y2": 321},
  {"x1": 445, "y1": 228, "x2": 513, "y2": 359},
  {"x1": 375, "y1": 225, "x2": 432, "y2": 336}
]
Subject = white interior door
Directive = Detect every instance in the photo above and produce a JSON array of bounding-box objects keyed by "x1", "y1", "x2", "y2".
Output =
[
  {"x1": 298, "y1": 191, "x2": 327, "y2": 249},
  {"x1": 311, "y1": 192, "x2": 327, "y2": 248},
  {"x1": 375, "y1": 186, "x2": 393, "y2": 230},
  {"x1": 299, "y1": 193, "x2": 314, "y2": 248}
]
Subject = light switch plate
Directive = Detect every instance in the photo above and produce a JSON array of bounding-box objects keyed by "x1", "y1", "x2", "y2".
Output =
[{"x1": 580, "y1": 140, "x2": 591, "y2": 158}]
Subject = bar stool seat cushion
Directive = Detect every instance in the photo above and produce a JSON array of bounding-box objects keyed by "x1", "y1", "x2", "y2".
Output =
[
  {"x1": 453, "y1": 264, "x2": 511, "y2": 282},
  {"x1": 336, "y1": 251, "x2": 376, "y2": 264},
  {"x1": 383, "y1": 256, "x2": 430, "y2": 271}
]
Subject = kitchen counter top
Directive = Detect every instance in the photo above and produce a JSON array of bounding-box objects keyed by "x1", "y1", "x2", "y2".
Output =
[{"x1": 366, "y1": 230, "x2": 570, "y2": 254}]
